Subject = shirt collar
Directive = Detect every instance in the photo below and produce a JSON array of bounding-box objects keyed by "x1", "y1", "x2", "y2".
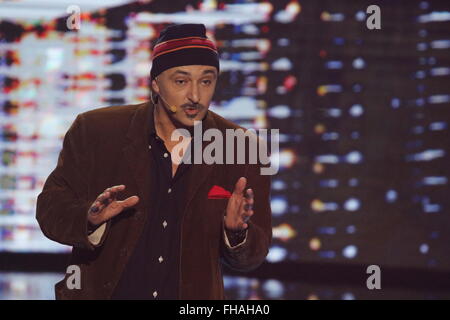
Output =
[{"x1": 148, "y1": 102, "x2": 215, "y2": 141}]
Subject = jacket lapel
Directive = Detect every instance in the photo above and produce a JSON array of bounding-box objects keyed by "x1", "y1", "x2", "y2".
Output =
[
  {"x1": 183, "y1": 111, "x2": 217, "y2": 209},
  {"x1": 122, "y1": 101, "x2": 153, "y2": 212}
]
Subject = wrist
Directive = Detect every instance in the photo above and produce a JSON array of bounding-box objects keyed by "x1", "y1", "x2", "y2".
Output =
[
  {"x1": 224, "y1": 223, "x2": 248, "y2": 245},
  {"x1": 223, "y1": 215, "x2": 249, "y2": 232},
  {"x1": 87, "y1": 219, "x2": 100, "y2": 234}
]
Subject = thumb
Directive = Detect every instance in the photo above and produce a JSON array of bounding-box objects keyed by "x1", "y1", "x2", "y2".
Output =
[
  {"x1": 118, "y1": 195, "x2": 139, "y2": 209},
  {"x1": 233, "y1": 177, "x2": 247, "y2": 195}
]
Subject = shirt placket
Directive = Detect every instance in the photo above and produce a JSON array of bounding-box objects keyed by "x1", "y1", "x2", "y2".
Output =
[{"x1": 152, "y1": 135, "x2": 176, "y2": 299}]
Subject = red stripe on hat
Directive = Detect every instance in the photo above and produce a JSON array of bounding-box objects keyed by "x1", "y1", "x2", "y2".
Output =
[
  {"x1": 152, "y1": 37, "x2": 217, "y2": 59},
  {"x1": 154, "y1": 36, "x2": 205, "y2": 48},
  {"x1": 152, "y1": 45, "x2": 217, "y2": 60}
]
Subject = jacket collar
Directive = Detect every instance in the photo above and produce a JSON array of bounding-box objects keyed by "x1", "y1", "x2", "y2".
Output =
[{"x1": 125, "y1": 101, "x2": 217, "y2": 142}]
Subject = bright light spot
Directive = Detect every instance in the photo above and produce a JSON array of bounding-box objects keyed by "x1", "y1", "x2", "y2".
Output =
[
  {"x1": 271, "y1": 197, "x2": 288, "y2": 216},
  {"x1": 309, "y1": 237, "x2": 321, "y2": 251},
  {"x1": 349, "y1": 104, "x2": 364, "y2": 117},
  {"x1": 262, "y1": 279, "x2": 285, "y2": 299},
  {"x1": 352, "y1": 57, "x2": 365, "y2": 69},
  {"x1": 420, "y1": 243, "x2": 429, "y2": 254},
  {"x1": 386, "y1": 189, "x2": 398, "y2": 203},
  {"x1": 266, "y1": 246, "x2": 287, "y2": 262},
  {"x1": 342, "y1": 292, "x2": 355, "y2": 300},
  {"x1": 355, "y1": 11, "x2": 366, "y2": 21},
  {"x1": 344, "y1": 198, "x2": 360, "y2": 211},
  {"x1": 346, "y1": 151, "x2": 363, "y2": 164},
  {"x1": 343, "y1": 245, "x2": 358, "y2": 259}
]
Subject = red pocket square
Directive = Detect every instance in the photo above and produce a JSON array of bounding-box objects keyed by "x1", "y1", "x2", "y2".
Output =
[{"x1": 208, "y1": 185, "x2": 232, "y2": 199}]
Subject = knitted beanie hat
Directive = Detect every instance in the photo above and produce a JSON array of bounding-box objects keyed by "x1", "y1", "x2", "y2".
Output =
[{"x1": 150, "y1": 24, "x2": 220, "y2": 80}]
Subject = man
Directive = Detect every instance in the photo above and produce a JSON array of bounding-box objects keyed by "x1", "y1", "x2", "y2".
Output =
[{"x1": 36, "y1": 24, "x2": 272, "y2": 300}]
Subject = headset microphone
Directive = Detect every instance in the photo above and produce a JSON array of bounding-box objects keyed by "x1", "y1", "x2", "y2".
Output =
[{"x1": 158, "y1": 93, "x2": 177, "y2": 113}]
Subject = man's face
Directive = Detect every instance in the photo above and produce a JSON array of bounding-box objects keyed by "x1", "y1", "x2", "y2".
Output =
[{"x1": 151, "y1": 65, "x2": 218, "y2": 127}]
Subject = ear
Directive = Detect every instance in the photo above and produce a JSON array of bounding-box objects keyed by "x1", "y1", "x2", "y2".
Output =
[{"x1": 151, "y1": 79, "x2": 160, "y2": 94}]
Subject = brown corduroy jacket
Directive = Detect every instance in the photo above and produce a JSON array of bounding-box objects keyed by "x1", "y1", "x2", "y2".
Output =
[{"x1": 36, "y1": 101, "x2": 272, "y2": 300}]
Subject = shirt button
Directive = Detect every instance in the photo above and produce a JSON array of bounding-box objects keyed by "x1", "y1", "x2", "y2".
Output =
[
  {"x1": 167, "y1": 188, "x2": 172, "y2": 193},
  {"x1": 148, "y1": 145, "x2": 151, "y2": 149},
  {"x1": 163, "y1": 153, "x2": 169, "y2": 158},
  {"x1": 158, "y1": 256, "x2": 164, "y2": 263},
  {"x1": 162, "y1": 221, "x2": 168, "y2": 228},
  {"x1": 153, "y1": 291, "x2": 158, "y2": 298}
]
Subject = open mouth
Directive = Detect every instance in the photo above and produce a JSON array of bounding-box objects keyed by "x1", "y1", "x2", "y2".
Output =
[{"x1": 184, "y1": 106, "x2": 200, "y2": 116}]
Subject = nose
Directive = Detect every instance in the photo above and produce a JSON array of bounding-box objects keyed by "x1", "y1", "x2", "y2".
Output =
[{"x1": 187, "y1": 82, "x2": 200, "y2": 104}]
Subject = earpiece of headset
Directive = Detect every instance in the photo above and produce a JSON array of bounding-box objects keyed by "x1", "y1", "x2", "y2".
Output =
[{"x1": 153, "y1": 77, "x2": 177, "y2": 113}]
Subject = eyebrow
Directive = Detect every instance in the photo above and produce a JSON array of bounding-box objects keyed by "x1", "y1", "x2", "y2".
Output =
[
  {"x1": 202, "y1": 70, "x2": 217, "y2": 76},
  {"x1": 172, "y1": 70, "x2": 190, "y2": 76},
  {"x1": 171, "y1": 69, "x2": 217, "y2": 77}
]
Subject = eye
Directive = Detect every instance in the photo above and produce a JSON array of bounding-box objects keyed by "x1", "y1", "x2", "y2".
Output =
[
  {"x1": 175, "y1": 79, "x2": 187, "y2": 85},
  {"x1": 202, "y1": 79, "x2": 212, "y2": 86}
]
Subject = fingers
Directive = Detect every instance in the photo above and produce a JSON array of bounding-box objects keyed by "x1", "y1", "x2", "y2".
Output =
[
  {"x1": 224, "y1": 182, "x2": 255, "y2": 231},
  {"x1": 97, "y1": 185, "x2": 125, "y2": 204},
  {"x1": 87, "y1": 185, "x2": 140, "y2": 226},
  {"x1": 89, "y1": 201, "x2": 103, "y2": 215},
  {"x1": 230, "y1": 178, "x2": 254, "y2": 229},
  {"x1": 89, "y1": 185, "x2": 126, "y2": 215},
  {"x1": 235, "y1": 189, "x2": 254, "y2": 229},
  {"x1": 103, "y1": 195, "x2": 139, "y2": 221},
  {"x1": 244, "y1": 188, "x2": 254, "y2": 204},
  {"x1": 241, "y1": 188, "x2": 254, "y2": 228},
  {"x1": 242, "y1": 189, "x2": 254, "y2": 213},
  {"x1": 233, "y1": 177, "x2": 247, "y2": 196},
  {"x1": 117, "y1": 195, "x2": 140, "y2": 209}
]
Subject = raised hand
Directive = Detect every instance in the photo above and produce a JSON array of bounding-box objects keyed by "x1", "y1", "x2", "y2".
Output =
[
  {"x1": 224, "y1": 177, "x2": 254, "y2": 231},
  {"x1": 87, "y1": 185, "x2": 139, "y2": 226}
]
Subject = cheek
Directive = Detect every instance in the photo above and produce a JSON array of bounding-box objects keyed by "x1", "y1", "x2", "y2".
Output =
[
  {"x1": 201, "y1": 87, "x2": 215, "y2": 102},
  {"x1": 167, "y1": 85, "x2": 187, "y2": 98}
]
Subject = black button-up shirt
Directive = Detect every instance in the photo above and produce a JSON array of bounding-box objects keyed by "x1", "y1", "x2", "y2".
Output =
[{"x1": 111, "y1": 107, "x2": 193, "y2": 300}]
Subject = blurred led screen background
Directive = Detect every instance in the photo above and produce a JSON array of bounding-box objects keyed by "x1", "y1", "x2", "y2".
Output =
[{"x1": 0, "y1": 0, "x2": 449, "y2": 279}]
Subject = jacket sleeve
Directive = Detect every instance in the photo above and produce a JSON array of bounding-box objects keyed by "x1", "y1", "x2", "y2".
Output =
[
  {"x1": 36, "y1": 113, "x2": 109, "y2": 251},
  {"x1": 220, "y1": 162, "x2": 273, "y2": 272}
]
